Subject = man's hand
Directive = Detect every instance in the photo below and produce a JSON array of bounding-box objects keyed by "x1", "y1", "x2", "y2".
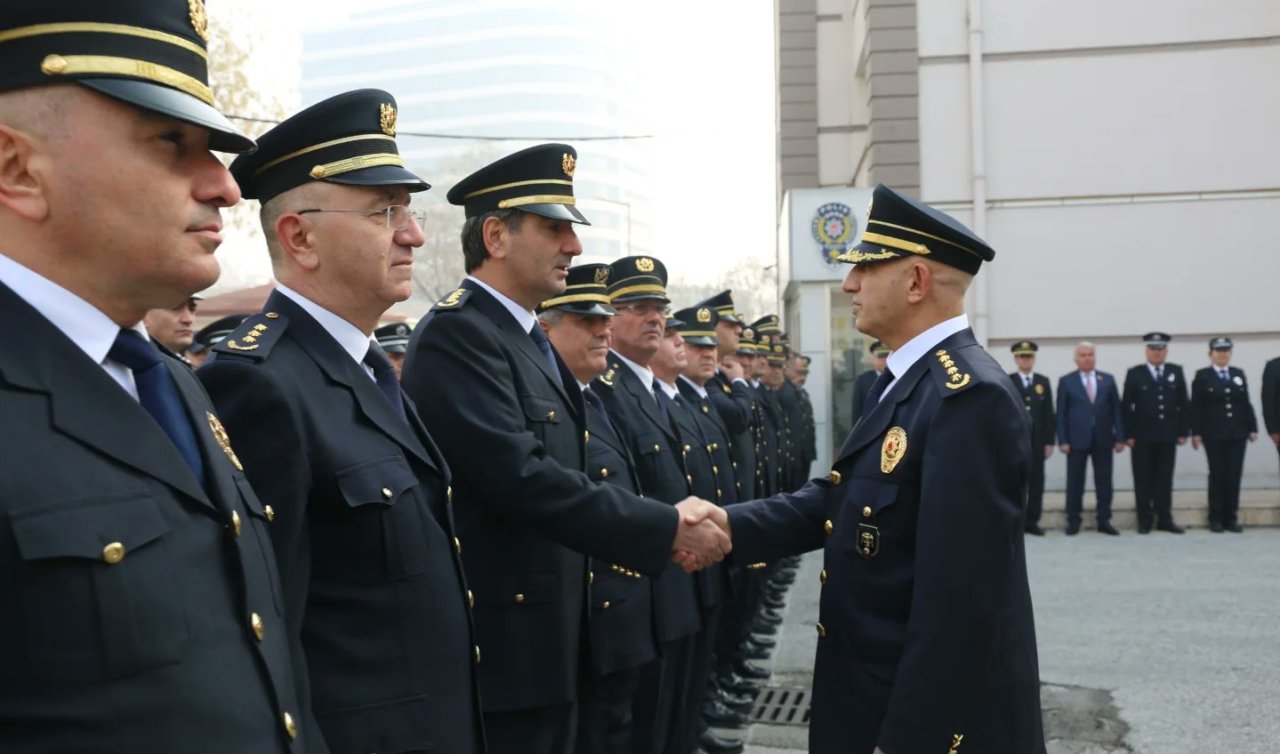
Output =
[
  {"x1": 1059, "y1": 443, "x2": 1071, "y2": 454},
  {"x1": 672, "y1": 497, "x2": 731, "y2": 572},
  {"x1": 720, "y1": 355, "x2": 745, "y2": 382},
  {"x1": 1114, "y1": 441, "x2": 1126, "y2": 454},
  {"x1": 1043, "y1": 444, "x2": 1053, "y2": 460},
  {"x1": 1192, "y1": 435, "x2": 1202, "y2": 450}
]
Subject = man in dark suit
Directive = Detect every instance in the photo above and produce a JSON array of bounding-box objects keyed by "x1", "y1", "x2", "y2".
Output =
[
  {"x1": 401, "y1": 149, "x2": 729, "y2": 754},
  {"x1": 0, "y1": 4, "x2": 309, "y2": 752},
  {"x1": 852, "y1": 341, "x2": 892, "y2": 420},
  {"x1": 200, "y1": 90, "x2": 484, "y2": 754},
  {"x1": 1009, "y1": 340, "x2": 1055, "y2": 535},
  {"x1": 1122, "y1": 333, "x2": 1190, "y2": 534},
  {"x1": 747, "y1": 320, "x2": 783, "y2": 498},
  {"x1": 722, "y1": 184, "x2": 1045, "y2": 754},
  {"x1": 788, "y1": 354, "x2": 818, "y2": 480},
  {"x1": 537, "y1": 264, "x2": 658, "y2": 754},
  {"x1": 1190, "y1": 337, "x2": 1258, "y2": 532},
  {"x1": 1057, "y1": 342, "x2": 1127, "y2": 535},
  {"x1": 1263, "y1": 356, "x2": 1280, "y2": 470}
]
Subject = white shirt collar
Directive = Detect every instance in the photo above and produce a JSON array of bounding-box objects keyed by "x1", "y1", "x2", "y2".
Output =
[
  {"x1": 679, "y1": 374, "x2": 709, "y2": 398},
  {"x1": 467, "y1": 275, "x2": 537, "y2": 334},
  {"x1": 655, "y1": 377, "x2": 679, "y2": 399},
  {"x1": 883, "y1": 313, "x2": 970, "y2": 399},
  {"x1": 614, "y1": 350, "x2": 656, "y2": 392},
  {"x1": 1079, "y1": 370, "x2": 1096, "y2": 383},
  {"x1": 0, "y1": 252, "x2": 148, "y2": 398},
  {"x1": 275, "y1": 283, "x2": 374, "y2": 371},
  {"x1": 1148, "y1": 363, "x2": 1163, "y2": 378}
]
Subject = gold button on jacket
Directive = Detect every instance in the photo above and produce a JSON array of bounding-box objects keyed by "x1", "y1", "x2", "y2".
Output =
[
  {"x1": 102, "y1": 541, "x2": 126, "y2": 564},
  {"x1": 283, "y1": 711, "x2": 297, "y2": 739}
]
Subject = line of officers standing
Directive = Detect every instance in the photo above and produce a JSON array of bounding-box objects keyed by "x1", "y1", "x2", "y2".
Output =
[
  {"x1": 851, "y1": 332, "x2": 1280, "y2": 535},
  {"x1": 0, "y1": 6, "x2": 821, "y2": 750}
]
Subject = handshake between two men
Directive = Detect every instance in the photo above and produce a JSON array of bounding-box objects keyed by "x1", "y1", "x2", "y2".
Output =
[{"x1": 670, "y1": 497, "x2": 733, "y2": 573}]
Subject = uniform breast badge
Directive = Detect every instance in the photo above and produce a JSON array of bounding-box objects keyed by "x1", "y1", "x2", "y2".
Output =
[
  {"x1": 856, "y1": 522, "x2": 880, "y2": 559},
  {"x1": 1034, "y1": 383, "x2": 1044, "y2": 395},
  {"x1": 881, "y1": 426, "x2": 907, "y2": 474}
]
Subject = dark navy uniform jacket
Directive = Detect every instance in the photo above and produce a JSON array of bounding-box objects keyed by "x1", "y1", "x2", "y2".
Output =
[
  {"x1": 753, "y1": 382, "x2": 782, "y2": 496},
  {"x1": 582, "y1": 388, "x2": 660, "y2": 678},
  {"x1": 593, "y1": 355, "x2": 702, "y2": 644},
  {"x1": 1263, "y1": 357, "x2": 1280, "y2": 437},
  {"x1": 726, "y1": 330, "x2": 1045, "y2": 754},
  {"x1": 1009, "y1": 372, "x2": 1057, "y2": 447},
  {"x1": 851, "y1": 368, "x2": 879, "y2": 421},
  {"x1": 199, "y1": 290, "x2": 483, "y2": 754},
  {"x1": 0, "y1": 283, "x2": 306, "y2": 754},
  {"x1": 706, "y1": 371, "x2": 756, "y2": 500},
  {"x1": 1190, "y1": 366, "x2": 1258, "y2": 440},
  {"x1": 665, "y1": 382, "x2": 728, "y2": 613},
  {"x1": 402, "y1": 281, "x2": 677, "y2": 713},
  {"x1": 1122, "y1": 363, "x2": 1190, "y2": 443}
]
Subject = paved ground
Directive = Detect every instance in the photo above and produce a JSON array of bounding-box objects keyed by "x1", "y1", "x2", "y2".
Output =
[{"x1": 736, "y1": 528, "x2": 1280, "y2": 753}]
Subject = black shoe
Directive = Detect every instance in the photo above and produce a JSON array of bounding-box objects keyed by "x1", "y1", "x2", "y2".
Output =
[
  {"x1": 747, "y1": 634, "x2": 777, "y2": 649},
  {"x1": 1066, "y1": 522, "x2": 1081, "y2": 536},
  {"x1": 702, "y1": 700, "x2": 748, "y2": 729},
  {"x1": 1024, "y1": 524, "x2": 1045, "y2": 536},
  {"x1": 735, "y1": 660, "x2": 771, "y2": 680},
  {"x1": 1209, "y1": 522, "x2": 1224, "y2": 533},
  {"x1": 716, "y1": 672, "x2": 760, "y2": 696},
  {"x1": 750, "y1": 621, "x2": 779, "y2": 636},
  {"x1": 1137, "y1": 522, "x2": 1151, "y2": 534},
  {"x1": 1156, "y1": 522, "x2": 1185, "y2": 534},
  {"x1": 757, "y1": 610, "x2": 783, "y2": 624},
  {"x1": 710, "y1": 687, "x2": 755, "y2": 712},
  {"x1": 740, "y1": 644, "x2": 770, "y2": 661},
  {"x1": 698, "y1": 730, "x2": 745, "y2": 754},
  {"x1": 1225, "y1": 523, "x2": 1244, "y2": 533},
  {"x1": 761, "y1": 596, "x2": 785, "y2": 610},
  {"x1": 1097, "y1": 523, "x2": 1120, "y2": 536}
]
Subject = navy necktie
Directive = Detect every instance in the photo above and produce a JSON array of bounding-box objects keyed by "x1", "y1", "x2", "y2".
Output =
[
  {"x1": 583, "y1": 385, "x2": 610, "y2": 425},
  {"x1": 109, "y1": 329, "x2": 205, "y2": 486},
  {"x1": 859, "y1": 367, "x2": 895, "y2": 423},
  {"x1": 529, "y1": 324, "x2": 561, "y2": 380},
  {"x1": 652, "y1": 379, "x2": 680, "y2": 433},
  {"x1": 363, "y1": 343, "x2": 407, "y2": 423},
  {"x1": 1220, "y1": 369, "x2": 1230, "y2": 383}
]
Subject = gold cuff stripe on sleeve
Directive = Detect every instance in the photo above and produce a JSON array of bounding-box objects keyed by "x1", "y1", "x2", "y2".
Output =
[
  {"x1": 309, "y1": 153, "x2": 404, "y2": 180},
  {"x1": 464, "y1": 178, "x2": 573, "y2": 200},
  {"x1": 608, "y1": 284, "x2": 668, "y2": 301},
  {"x1": 497, "y1": 194, "x2": 577, "y2": 210},
  {"x1": 253, "y1": 134, "x2": 396, "y2": 177},
  {"x1": 1, "y1": 22, "x2": 208, "y2": 59},
  {"x1": 859, "y1": 231, "x2": 931, "y2": 255},
  {"x1": 541, "y1": 293, "x2": 614, "y2": 307},
  {"x1": 40, "y1": 54, "x2": 213, "y2": 104},
  {"x1": 867, "y1": 220, "x2": 982, "y2": 257}
]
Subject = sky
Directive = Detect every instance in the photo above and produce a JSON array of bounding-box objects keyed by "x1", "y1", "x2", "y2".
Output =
[{"x1": 207, "y1": 0, "x2": 778, "y2": 293}]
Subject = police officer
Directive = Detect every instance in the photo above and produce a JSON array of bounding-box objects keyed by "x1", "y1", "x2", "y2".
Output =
[
  {"x1": 852, "y1": 341, "x2": 891, "y2": 420},
  {"x1": 536, "y1": 264, "x2": 658, "y2": 754},
  {"x1": 1009, "y1": 341, "x2": 1055, "y2": 535},
  {"x1": 401, "y1": 151, "x2": 729, "y2": 754},
  {"x1": 0, "y1": 2, "x2": 307, "y2": 751},
  {"x1": 696, "y1": 291, "x2": 756, "y2": 502},
  {"x1": 374, "y1": 321, "x2": 413, "y2": 377},
  {"x1": 1122, "y1": 333, "x2": 1189, "y2": 534},
  {"x1": 201, "y1": 90, "x2": 484, "y2": 754},
  {"x1": 1190, "y1": 337, "x2": 1258, "y2": 532},
  {"x1": 188, "y1": 313, "x2": 251, "y2": 369},
  {"x1": 1263, "y1": 355, "x2": 1280, "y2": 468},
  {"x1": 143, "y1": 295, "x2": 201, "y2": 359},
  {"x1": 723, "y1": 184, "x2": 1044, "y2": 754}
]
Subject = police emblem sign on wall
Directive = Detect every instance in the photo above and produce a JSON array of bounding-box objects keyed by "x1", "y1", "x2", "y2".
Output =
[{"x1": 812, "y1": 202, "x2": 858, "y2": 264}]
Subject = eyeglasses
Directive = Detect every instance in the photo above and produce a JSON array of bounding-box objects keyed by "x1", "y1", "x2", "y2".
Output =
[
  {"x1": 613, "y1": 302, "x2": 671, "y2": 317},
  {"x1": 297, "y1": 204, "x2": 427, "y2": 231}
]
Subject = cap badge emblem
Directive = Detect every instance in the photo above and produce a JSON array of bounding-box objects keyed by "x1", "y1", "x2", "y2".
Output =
[
  {"x1": 636, "y1": 257, "x2": 655, "y2": 273},
  {"x1": 379, "y1": 103, "x2": 397, "y2": 136},
  {"x1": 594, "y1": 267, "x2": 610, "y2": 284},
  {"x1": 696, "y1": 308, "x2": 712, "y2": 323},
  {"x1": 189, "y1": 0, "x2": 210, "y2": 43},
  {"x1": 562, "y1": 153, "x2": 577, "y2": 178}
]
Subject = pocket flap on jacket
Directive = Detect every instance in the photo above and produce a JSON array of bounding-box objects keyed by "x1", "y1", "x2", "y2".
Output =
[
  {"x1": 335, "y1": 456, "x2": 419, "y2": 507},
  {"x1": 11, "y1": 493, "x2": 169, "y2": 561}
]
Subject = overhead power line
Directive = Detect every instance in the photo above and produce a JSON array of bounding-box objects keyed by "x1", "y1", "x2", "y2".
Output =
[{"x1": 227, "y1": 114, "x2": 655, "y2": 141}]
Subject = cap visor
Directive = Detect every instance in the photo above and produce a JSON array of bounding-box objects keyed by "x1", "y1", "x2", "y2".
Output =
[
  {"x1": 683, "y1": 335, "x2": 718, "y2": 347},
  {"x1": 80, "y1": 79, "x2": 255, "y2": 154},
  {"x1": 522, "y1": 202, "x2": 590, "y2": 225},
  {"x1": 328, "y1": 164, "x2": 431, "y2": 192}
]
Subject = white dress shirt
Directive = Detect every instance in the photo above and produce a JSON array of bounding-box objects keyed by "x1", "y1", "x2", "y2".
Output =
[
  {"x1": 0, "y1": 252, "x2": 150, "y2": 399},
  {"x1": 1018, "y1": 370, "x2": 1034, "y2": 389},
  {"x1": 467, "y1": 275, "x2": 537, "y2": 334},
  {"x1": 882, "y1": 313, "x2": 970, "y2": 400},
  {"x1": 679, "y1": 374, "x2": 709, "y2": 399},
  {"x1": 615, "y1": 351, "x2": 658, "y2": 396},
  {"x1": 275, "y1": 283, "x2": 377, "y2": 382}
]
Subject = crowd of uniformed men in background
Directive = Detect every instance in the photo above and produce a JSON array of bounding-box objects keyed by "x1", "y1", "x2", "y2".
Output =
[{"x1": 853, "y1": 335, "x2": 1280, "y2": 536}]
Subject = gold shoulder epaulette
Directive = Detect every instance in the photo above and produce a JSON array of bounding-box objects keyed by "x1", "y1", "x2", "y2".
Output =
[
  {"x1": 431, "y1": 287, "x2": 473, "y2": 311},
  {"x1": 930, "y1": 346, "x2": 977, "y2": 397},
  {"x1": 211, "y1": 312, "x2": 287, "y2": 361}
]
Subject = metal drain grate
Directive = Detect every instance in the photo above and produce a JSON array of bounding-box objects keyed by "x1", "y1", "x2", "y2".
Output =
[{"x1": 750, "y1": 686, "x2": 811, "y2": 726}]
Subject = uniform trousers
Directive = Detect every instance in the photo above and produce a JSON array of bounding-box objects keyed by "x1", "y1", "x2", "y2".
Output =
[
  {"x1": 1131, "y1": 441, "x2": 1177, "y2": 527},
  {"x1": 1204, "y1": 439, "x2": 1247, "y2": 527},
  {"x1": 1065, "y1": 443, "x2": 1114, "y2": 525}
]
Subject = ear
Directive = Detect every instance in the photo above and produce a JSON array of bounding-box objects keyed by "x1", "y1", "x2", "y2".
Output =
[
  {"x1": 538, "y1": 319, "x2": 552, "y2": 336},
  {"x1": 904, "y1": 261, "x2": 932, "y2": 304},
  {"x1": 276, "y1": 212, "x2": 321, "y2": 271},
  {"x1": 0, "y1": 125, "x2": 51, "y2": 221},
  {"x1": 482, "y1": 215, "x2": 510, "y2": 260}
]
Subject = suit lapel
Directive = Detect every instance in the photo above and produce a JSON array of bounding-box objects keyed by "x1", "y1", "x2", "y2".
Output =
[
  {"x1": 465, "y1": 280, "x2": 580, "y2": 418},
  {"x1": 0, "y1": 283, "x2": 213, "y2": 508},
  {"x1": 837, "y1": 355, "x2": 930, "y2": 462},
  {"x1": 613, "y1": 352, "x2": 678, "y2": 442},
  {"x1": 267, "y1": 292, "x2": 432, "y2": 467}
]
